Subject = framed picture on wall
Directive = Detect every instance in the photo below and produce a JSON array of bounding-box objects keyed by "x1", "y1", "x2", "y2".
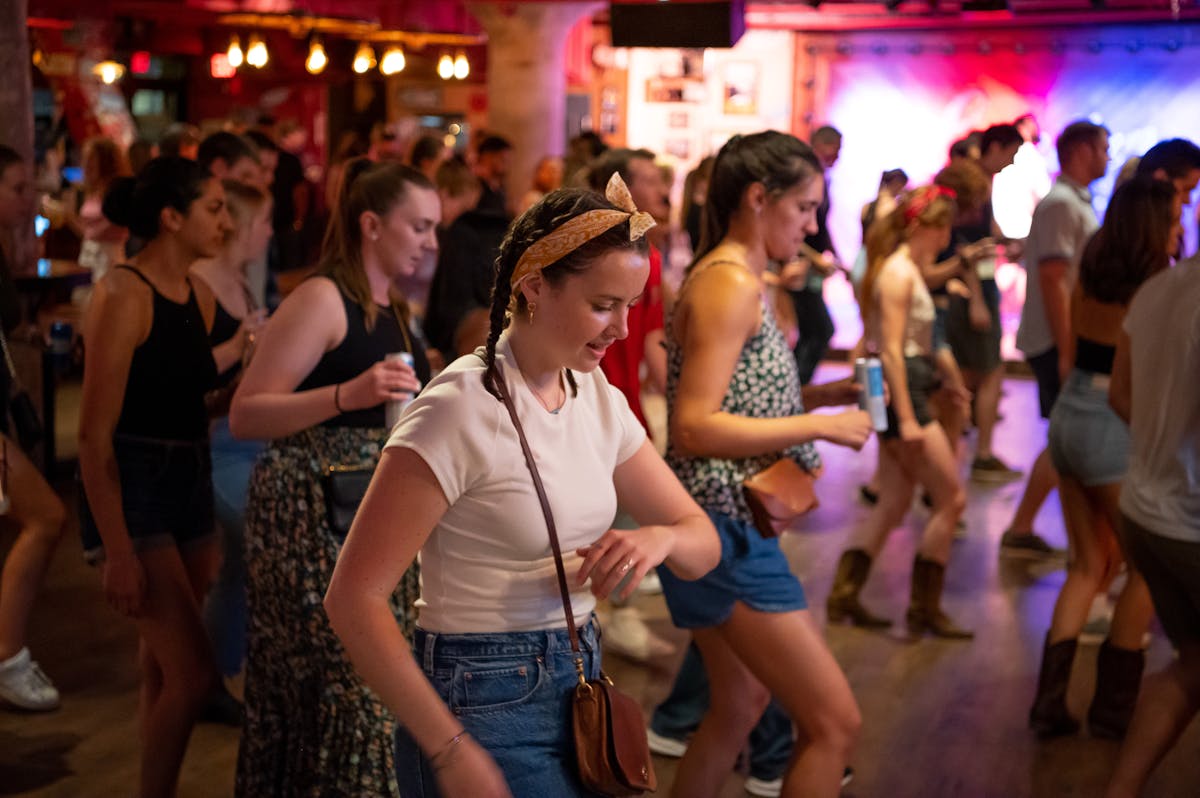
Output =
[
  {"x1": 664, "y1": 138, "x2": 691, "y2": 160},
  {"x1": 722, "y1": 61, "x2": 759, "y2": 115},
  {"x1": 646, "y1": 77, "x2": 706, "y2": 104},
  {"x1": 668, "y1": 111, "x2": 690, "y2": 129}
]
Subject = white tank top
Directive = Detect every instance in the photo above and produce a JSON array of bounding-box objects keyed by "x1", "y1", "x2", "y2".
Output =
[{"x1": 870, "y1": 255, "x2": 935, "y2": 358}]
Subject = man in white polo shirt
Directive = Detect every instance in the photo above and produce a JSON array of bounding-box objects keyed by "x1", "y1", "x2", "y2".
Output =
[{"x1": 1001, "y1": 120, "x2": 1109, "y2": 557}]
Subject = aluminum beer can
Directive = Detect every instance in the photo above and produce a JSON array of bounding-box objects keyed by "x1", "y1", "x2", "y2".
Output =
[
  {"x1": 385, "y1": 352, "x2": 416, "y2": 429},
  {"x1": 855, "y1": 357, "x2": 888, "y2": 432}
]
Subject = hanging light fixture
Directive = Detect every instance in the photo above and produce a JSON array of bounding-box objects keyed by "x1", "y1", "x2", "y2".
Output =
[
  {"x1": 379, "y1": 46, "x2": 406, "y2": 76},
  {"x1": 305, "y1": 36, "x2": 327, "y2": 74},
  {"x1": 437, "y1": 52, "x2": 454, "y2": 80},
  {"x1": 353, "y1": 42, "x2": 376, "y2": 74},
  {"x1": 453, "y1": 51, "x2": 470, "y2": 79},
  {"x1": 246, "y1": 34, "x2": 268, "y2": 68},
  {"x1": 92, "y1": 60, "x2": 126, "y2": 85},
  {"x1": 226, "y1": 34, "x2": 244, "y2": 68}
]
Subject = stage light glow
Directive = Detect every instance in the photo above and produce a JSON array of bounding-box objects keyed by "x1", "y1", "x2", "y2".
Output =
[
  {"x1": 227, "y1": 35, "x2": 243, "y2": 68},
  {"x1": 353, "y1": 42, "x2": 376, "y2": 74},
  {"x1": 306, "y1": 38, "x2": 327, "y2": 74}
]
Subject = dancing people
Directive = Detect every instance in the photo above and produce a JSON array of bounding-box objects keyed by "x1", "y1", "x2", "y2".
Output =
[
  {"x1": 230, "y1": 160, "x2": 434, "y2": 797},
  {"x1": 78, "y1": 156, "x2": 227, "y2": 796},
  {"x1": 659, "y1": 131, "x2": 872, "y2": 798},
  {"x1": 829, "y1": 185, "x2": 972, "y2": 639},
  {"x1": 325, "y1": 178, "x2": 719, "y2": 796},
  {"x1": 1029, "y1": 176, "x2": 1180, "y2": 739}
]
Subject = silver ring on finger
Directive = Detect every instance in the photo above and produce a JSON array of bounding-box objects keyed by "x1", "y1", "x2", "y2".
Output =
[{"x1": 619, "y1": 559, "x2": 634, "y2": 574}]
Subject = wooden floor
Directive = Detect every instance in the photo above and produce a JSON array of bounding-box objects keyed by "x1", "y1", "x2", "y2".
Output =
[{"x1": 3, "y1": 369, "x2": 1198, "y2": 797}]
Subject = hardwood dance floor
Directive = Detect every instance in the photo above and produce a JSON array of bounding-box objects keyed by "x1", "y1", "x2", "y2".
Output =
[{"x1": 3, "y1": 370, "x2": 1198, "y2": 797}]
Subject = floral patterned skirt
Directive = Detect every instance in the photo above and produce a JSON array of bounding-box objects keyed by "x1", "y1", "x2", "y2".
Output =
[{"x1": 235, "y1": 425, "x2": 418, "y2": 798}]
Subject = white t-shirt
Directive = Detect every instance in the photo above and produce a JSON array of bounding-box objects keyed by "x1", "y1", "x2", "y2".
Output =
[
  {"x1": 386, "y1": 334, "x2": 646, "y2": 633},
  {"x1": 1119, "y1": 256, "x2": 1200, "y2": 543}
]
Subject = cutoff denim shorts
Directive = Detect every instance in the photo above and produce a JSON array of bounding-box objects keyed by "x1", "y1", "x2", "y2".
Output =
[
  {"x1": 394, "y1": 618, "x2": 604, "y2": 797},
  {"x1": 79, "y1": 433, "x2": 215, "y2": 563},
  {"x1": 657, "y1": 509, "x2": 807, "y2": 629},
  {"x1": 1048, "y1": 369, "x2": 1130, "y2": 487}
]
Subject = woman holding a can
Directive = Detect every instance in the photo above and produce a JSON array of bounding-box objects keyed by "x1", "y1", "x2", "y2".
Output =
[
  {"x1": 229, "y1": 158, "x2": 437, "y2": 797},
  {"x1": 661, "y1": 131, "x2": 873, "y2": 798},
  {"x1": 828, "y1": 185, "x2": 972, "y2": 638}
]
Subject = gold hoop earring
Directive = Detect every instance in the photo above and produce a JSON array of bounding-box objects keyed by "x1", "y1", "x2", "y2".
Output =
[{"x1": 528, "y1": 302, "x2": 537, "y2": 324}]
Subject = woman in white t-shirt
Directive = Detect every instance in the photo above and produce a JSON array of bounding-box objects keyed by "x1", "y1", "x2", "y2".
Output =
[{"x1": 325, "y1": 180, "x2": 720, "y2": 798}]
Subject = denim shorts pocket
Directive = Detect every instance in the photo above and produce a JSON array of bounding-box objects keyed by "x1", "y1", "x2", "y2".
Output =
[{"x1": 450, "y1": 657, "x2": 545, "y2": 716}]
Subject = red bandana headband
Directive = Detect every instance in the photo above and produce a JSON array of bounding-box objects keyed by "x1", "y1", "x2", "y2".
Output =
[{"x1": 904, "y1": 184, "x2": 957, "y2": 224}]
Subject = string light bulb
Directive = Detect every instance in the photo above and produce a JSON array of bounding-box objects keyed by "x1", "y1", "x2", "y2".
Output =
[
  {"x1": 380, "y1": 46, "x2": 406, "y2": 76},
  {"x1": 246, "y1": 34, "x2": 268, "y2": 68},
  {"x1": 227, "y1": 35, "x2": 244, "y2": 68},
  {"x1": 437, "y1": 52, "x2": 454, "y2": 80},
  {"x1": 305, "y1": 37, "x2": 327, "y2": 74},
  {"x1": 453, "y1": 51, "x2": 470, "y2": 79},
  {"x1": 353, "y1": 42, "x2": 376, "y2": 74},
  {"x1": 92, "y1": 60, "x2": 125, "y2": 85}
]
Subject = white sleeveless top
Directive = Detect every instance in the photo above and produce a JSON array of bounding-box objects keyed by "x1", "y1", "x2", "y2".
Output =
[{"x1": 869, "y1": 255, "x2": 936, "y2": 358}]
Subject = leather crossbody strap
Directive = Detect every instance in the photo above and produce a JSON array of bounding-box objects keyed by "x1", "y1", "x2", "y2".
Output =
[{"x1": 490, "y1": 362, "x2": 582, "y2": 656}]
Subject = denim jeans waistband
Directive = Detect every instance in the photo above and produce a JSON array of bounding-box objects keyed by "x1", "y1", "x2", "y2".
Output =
[{"x1": 414, "y1": 617, "x2": 599, "y2": 670}]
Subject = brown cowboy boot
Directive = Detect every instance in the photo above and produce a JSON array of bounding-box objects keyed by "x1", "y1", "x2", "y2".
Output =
[
  {"x1": 906, "y1": 555, "x2": 974, "y2": 640},
  {"x1": 826, "y1": 549, "x2": 891, "y2": 629}
]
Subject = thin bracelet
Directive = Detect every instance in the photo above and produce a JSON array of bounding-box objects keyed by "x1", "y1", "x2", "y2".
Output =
[
  {"x1": 430, "y1": 730, "x2": 468, "y2": 771},
  {"x1": 333, "y1": 383, "x2": 346, "y2": 414}
]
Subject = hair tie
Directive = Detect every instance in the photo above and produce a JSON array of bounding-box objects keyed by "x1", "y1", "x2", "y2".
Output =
[{"x1": 509, "y1": 172, "x2": 655, "y2": 301}]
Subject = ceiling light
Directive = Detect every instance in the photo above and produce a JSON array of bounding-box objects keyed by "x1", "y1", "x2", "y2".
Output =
[
  {"x1": 92, "y1": 60, "x2": 125, "y2": 84},
  {"x1": 353, "y1": 42, "x2": 376, "y2": 74},
  {"x1": 246, "y1": 34, "x2": 268, "y2": 68},
  {"x1": 227, "y1": 35, "x2": 243, "y2": 68},
  {"x1": 380, "y1": 46, "x2": 406, "y2": 76},
  {"x1": 453, "y1": 51, "x2": 470, "y2": 79},
  {"x1": 437, "y1": 52, "x2": 454, "y2": 80},
  {"x1": 306, "y1": 37, "x2": 327, "y2": 74}
]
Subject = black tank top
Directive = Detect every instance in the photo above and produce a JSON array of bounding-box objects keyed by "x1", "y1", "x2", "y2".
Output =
[
  {"x1": 296, "y1": 286, "x2": 431, "y2": 428},
  {"x1": 114, "y1": 265, "x2": 218, "y2": 441},
  {"x1": 209, "y1": 300, "x2": 240, "y2": 389}
]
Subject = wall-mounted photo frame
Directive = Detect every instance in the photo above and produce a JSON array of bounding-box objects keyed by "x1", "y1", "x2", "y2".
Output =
[
  {"x1": 722, "y1": 61, "x2": 759, "y2": 115},
  {"x1": 668, "y1": 111, "x2": 690, "y2": 129}
]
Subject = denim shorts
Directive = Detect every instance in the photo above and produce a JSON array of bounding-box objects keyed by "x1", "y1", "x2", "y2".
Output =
[
  {"x1": 657, "y1": 509, "x2": 807, "y2": 629},
  {"x1": 394, "y1": 619, "x2": 604, "y2": 797},
  {"x1": 1047, "y1": 370, "x2": 1130, "y2": 487},
  {"x1": 80, "y1": 433, "x2": 215, "y2": 563}
]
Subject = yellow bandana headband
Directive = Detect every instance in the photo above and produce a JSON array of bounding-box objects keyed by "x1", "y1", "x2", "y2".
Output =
[{"x1": 509, "y1": 172, "x2": 656, "y2": 299}]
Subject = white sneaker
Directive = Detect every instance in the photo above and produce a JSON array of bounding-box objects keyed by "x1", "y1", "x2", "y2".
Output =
[
  {"x1": 646, "y1": 728, "x2": 688, "y2": 758},
  {"x1": 603, "y1": 607, "x2": 675, "y2": 662},
  {"x1": 0, "y1": 648, "x2": 60, "y2": 711},
  {"x1": 745, "y1": 776, "x2": 782, "y2": 797}
]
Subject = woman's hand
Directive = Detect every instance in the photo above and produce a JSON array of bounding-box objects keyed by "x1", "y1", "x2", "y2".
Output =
[
  {"x1": 575, "y1": 526, "x2": 675, "y2": 601},
  {"x1": 103, "y1": 551, "x2": 146, "y2": 617},
  {"x1": 898, "y1": 418, "x2": 925, "y2": 452},
  {"x1": 820, "y1": 410, "x2": 874, "y2": 451},
  {"x1": 239, "y1": 309, "x2": 268, "y2": 361},
  {"x1": 434, "y1": 737, "x2": 512, "y2": 798},
  {"x1": 339, "y1": 358, "x2": 422, "y2": 412}
]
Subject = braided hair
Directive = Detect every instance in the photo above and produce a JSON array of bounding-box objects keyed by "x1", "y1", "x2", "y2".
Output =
[{"x1": 482, "y1": 187, "x2": 648, "y2": 400}]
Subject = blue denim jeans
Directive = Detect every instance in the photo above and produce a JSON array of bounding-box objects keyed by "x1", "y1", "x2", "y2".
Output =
[
  {"x1": 395, "y1": 619, "x2": 604, "y2": 797},
  {"x1": 203, "y1": 416, "x2": 265, "y2": 676},
  {"x1": 650, "y1": 642, "x2": 793, "y2": 781}
]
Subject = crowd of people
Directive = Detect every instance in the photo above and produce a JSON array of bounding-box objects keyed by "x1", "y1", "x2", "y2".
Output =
[{"x1": 0, "y1": 111, "x2": 1198, "y2": 798}]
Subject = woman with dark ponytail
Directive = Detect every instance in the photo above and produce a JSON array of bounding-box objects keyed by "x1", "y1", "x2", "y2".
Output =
[
  {"x1": 325, "y1": 178, "x2": 719, "y2": 797},
  {"x1": 78, "y1": 156, "x2": 230, "y2": 796},
  {"x1": 229, "y1": 158, "x2": 437, "y2": 797},
  {"x1": 661, "y1": 131, "x2": 872, "y2": 798}
]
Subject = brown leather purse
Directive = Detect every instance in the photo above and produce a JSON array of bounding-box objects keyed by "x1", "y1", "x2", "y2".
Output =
[
  {"x1": 742, "y1": 458, "x2": 818, "y2": 538},
  {"x1": 492, "y1": 364, "x2": 657, "y2": 796}
]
